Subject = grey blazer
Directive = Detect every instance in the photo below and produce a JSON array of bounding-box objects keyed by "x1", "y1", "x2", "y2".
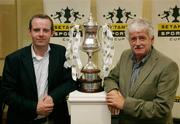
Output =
[{"x1": 104, "y1": 48, "x2": 179, "y2": 124}]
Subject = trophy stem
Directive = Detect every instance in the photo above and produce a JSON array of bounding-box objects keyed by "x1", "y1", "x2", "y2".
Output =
[{"x1": 87, "y1": 52, "x2": 92, "y2": 62}]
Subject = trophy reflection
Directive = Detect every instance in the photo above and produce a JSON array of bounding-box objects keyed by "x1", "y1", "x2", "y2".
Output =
[{"x1": 78, "y1": 15, "x2": 103, "y2": 93}]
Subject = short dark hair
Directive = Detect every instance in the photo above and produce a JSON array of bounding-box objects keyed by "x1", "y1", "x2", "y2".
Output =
[{"x1": 28, "y1": 14, "x2": 54, "y2": 31}]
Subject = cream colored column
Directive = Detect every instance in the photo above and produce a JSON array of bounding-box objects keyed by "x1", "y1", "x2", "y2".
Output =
[
  {"x1": 142, "y1": 0, "x2": 152, "y2": 20},
  {"x1": 68, "y1": 90, "x2": 111, "y2": 124}
]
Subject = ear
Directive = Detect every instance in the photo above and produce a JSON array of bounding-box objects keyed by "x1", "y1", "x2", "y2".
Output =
[
  {"x1": 151, "y1": 36, "x2": 154, "y2": 44},
  {"x1": 51, "y1": 31, "x2": 55, "y2": 37}
]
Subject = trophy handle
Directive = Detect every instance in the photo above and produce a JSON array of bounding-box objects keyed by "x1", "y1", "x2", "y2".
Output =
[
  {"x1": 97, "y1": 24, "x2": 111, "y2": 49},
  {"x1": 97, "y1": 26, "x2": 102, "y2": 49},
  {"x1": 80, "y1": 25, "x2": 85, "y2": 49}
]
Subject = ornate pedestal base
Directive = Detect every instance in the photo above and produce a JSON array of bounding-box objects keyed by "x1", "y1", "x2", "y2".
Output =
[
  {"x1": 68, "y1": 90, "x2": 111, "y2": 124},
  {"x1": 78, "y1": 68, "x2": 103, "y2": 93}
]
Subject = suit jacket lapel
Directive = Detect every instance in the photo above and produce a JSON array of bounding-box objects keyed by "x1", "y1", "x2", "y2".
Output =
[
  {"x1": 129, "y1": 49, "x2": 159, "y2": 96},
  {"x1": 21, "y1": 46, "x2": 37, "y2": 94},
  {"x1": 124, "y1": 55, "x2": 133, "y2": 96},
  {"x1": 48, "y1": 46, "x2": 58, "y2": 86}
]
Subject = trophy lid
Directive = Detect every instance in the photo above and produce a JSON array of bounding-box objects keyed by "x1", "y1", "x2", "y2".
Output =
[{"x1": 84, "y1": 13, "x2": 98, "y2": 27}]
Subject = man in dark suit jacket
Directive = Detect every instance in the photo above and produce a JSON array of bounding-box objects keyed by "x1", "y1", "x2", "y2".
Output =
[{"x1": 1, "y1": 14, "x2": 76, "y2": 124}]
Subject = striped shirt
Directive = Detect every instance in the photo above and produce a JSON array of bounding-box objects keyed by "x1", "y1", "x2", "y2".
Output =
[{"x1": 31, "y1": 45, "x2": 50, "y2": 100}]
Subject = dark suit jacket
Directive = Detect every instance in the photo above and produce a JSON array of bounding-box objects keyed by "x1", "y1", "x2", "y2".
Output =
[
  {"x1": 0, "y1": 76, "x2": 3, "y2": 124},
  {"x1": 104, "y1": 48, "x2": 179, "y2": 124},
  {"x1": 1, "y1": 44, "x2": 76, "y2": 124}
]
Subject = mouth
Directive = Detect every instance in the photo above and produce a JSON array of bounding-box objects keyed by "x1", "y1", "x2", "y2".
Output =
[
  {"x1": 36, "y1": 39, "x2": 45, "y2": 42},
  {"x1": 134, "y1": 45, "x2": 144, "y2": 49}
]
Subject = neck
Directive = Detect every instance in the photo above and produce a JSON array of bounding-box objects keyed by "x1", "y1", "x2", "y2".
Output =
[
  {"x1": 135, "y1": 56, "x2": 144, "y2": 63},
  {"x1": 33, "y1": 45, "x2": 48, "y2": 57},
  {"x1": 135, "y1": 47, "x2": 153, "y2": 63}
]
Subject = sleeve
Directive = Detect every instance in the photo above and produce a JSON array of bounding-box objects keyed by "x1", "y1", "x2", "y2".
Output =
[
  {"x1": 103, "y1": 53, "x2": 123, "y2": 93},
  {"x1": 1, "y1": 55, "x2": 37, "y2": 119},
  {"x1": 48, "y1": 46, "x2": 77, "y2": 105},
  {"x1": 49, "y1": 67, "x2": 77, "y2": 105}
]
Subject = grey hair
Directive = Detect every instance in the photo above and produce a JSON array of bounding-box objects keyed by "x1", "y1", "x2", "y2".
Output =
[{"x1": 125, "y1": 18, "x2": 154, "y2": 39}]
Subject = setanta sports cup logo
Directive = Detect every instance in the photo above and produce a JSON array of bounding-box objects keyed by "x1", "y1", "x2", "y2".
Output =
[
  {"x1": 103, "y1": 7, "x2": 136, "y2": 38},
  {"x1": 50, "y1": 6, "x2": 85, "y2": 37},
  {"x1": 157, "y1": 5, "x2": 180, "y2": 40}
]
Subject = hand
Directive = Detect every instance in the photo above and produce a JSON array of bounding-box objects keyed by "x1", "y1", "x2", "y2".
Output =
[
  {"x1": 36, "y1": 95, "x2": 54, "y2": 116},
  {"x1": 106, "y1": 90, "x2": 125, "y2": 109},
  {"x1": 43, "y1": 95, "x2": 53, "y2": 104},
  {"x1": 108, "y1": 105, "x2": 120, "y2": 115}
]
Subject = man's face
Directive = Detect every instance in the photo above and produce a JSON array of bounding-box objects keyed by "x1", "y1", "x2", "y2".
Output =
[
  {"x1": 29, "y1": 18, "x2": 53, "y2": 48},
  {"x1": 129, "y1": 29, "x2": 154, "y2": 61}
]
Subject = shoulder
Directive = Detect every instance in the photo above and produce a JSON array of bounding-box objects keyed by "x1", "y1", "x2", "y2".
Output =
[
  {"x1": 152, "y1": 48, "x2": 178, "y2": 69},
  {"x1": 49, "y1": 43, "x2": 65, "y2": 50},
  {"x1": 49, "y1": 43, "x2": 67, "y2": 60},
  {"x1": 49, "y1": 43, "x2": 66, "y2": 52},
  {"x1": 5, "y1": 45, "x2": 31, "y2": 60},
  {"x1": 153, "y1": 48, "x2": 175, "y2": 63},
  {"x1": 122, "y1": 49, "x2": 132, "y2": 55},
  {"x1": 115, "y1": 49, "x2": 132, "y2": 66},
  {"x1": 120, "y1": 49, "x2": 132, "y2": 59}
]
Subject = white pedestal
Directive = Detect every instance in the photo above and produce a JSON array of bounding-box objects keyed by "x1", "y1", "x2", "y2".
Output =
[{"x1": 68, "y1": 90, "x2": 111, "y2": 124}]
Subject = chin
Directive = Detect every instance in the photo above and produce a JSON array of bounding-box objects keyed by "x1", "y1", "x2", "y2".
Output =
[
  {"x1": 135, "y1": 51, "x2": 145, "y2": 56},
  {"x1": 134, "y1": 50, "x2": 144, "y2": 54},
  {"x1": 36, "y1": 42, "x2": 47, "y2": 46}
]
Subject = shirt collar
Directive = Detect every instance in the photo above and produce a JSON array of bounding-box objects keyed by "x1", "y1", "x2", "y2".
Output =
[{"x1": 31, "y1": 44, "x2": 51, "y2": 60}]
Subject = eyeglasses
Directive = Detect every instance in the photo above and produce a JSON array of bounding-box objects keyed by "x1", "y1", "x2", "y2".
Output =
[{"x1": 129, "y1": 36, "x2": 147, "y2": 43}]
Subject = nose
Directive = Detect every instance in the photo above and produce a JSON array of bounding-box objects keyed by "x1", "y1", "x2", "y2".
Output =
[
  {"x1": 135, "y1": 38, "x2": 141, "y2": 44},
  {"x1": 39, "y1": 30, "x2": 44, "y2": 36},
  {"x1": 133, "y1": 38, "x2": 141, "y2": 45}
]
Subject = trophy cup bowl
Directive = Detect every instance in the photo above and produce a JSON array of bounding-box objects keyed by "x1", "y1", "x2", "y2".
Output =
[{"x1": 78, "y1": 15, "x2": 103, "y2": 93}]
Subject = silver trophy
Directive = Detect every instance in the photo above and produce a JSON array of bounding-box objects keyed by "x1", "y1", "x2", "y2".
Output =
[
  {"x1": 78, "y1": 15, "x2": 103, "y2": 93},
  {"x1": 65, "y1": 14, "x2": 114, "y2": 93}
]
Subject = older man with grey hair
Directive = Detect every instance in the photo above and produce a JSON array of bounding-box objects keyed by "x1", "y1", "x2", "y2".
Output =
[{"x1": 104, "y1": 18, "x2": 179, "y2": 124}]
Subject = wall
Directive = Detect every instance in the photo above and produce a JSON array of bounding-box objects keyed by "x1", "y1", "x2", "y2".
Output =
[
  {"x1": 0, "y1": 0, "x2": 17, "y2": 75},
  {"x1": 0, "y1": 0, "x2": 155, "y2": 75},
  {"x1": 0, "y1": 0, "x2": 43, "y2": 75}
]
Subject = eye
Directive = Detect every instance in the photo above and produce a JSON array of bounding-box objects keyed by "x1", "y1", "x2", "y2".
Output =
[
  {"x1": 139, "y1": 36, "x2": 146, "y2": 41},
  {"x1": 43, "y1": 28, "x2": 51, "y2": 33},
  {"x1": 130, "y1": 37, "x2": 137, "y2": 42},
  {"x1": 33, "y1": 28, "x2": 40, "y2": 32}
]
